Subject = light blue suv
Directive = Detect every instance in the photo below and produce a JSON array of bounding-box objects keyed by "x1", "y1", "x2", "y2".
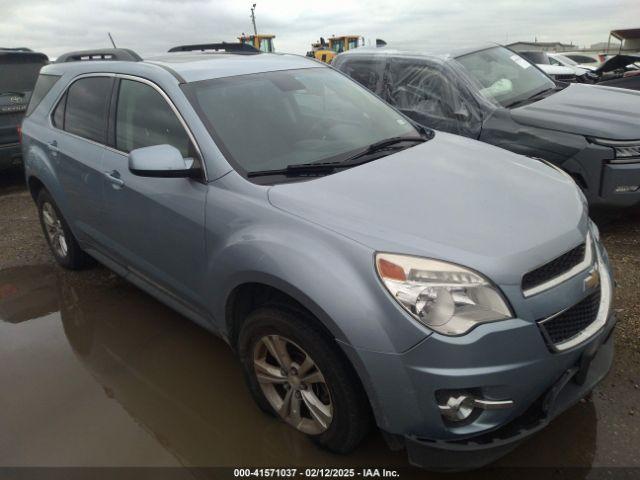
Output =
[{"x1": 21, "y1": 45, "x2": 616, "y2": 470}]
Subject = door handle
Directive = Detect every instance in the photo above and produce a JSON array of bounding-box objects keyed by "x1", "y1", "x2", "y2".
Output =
[
  {"x1": 47, "y1": 140, "x2": 59, "y2": 156},
  {"x1": 104, "y1": 170, "x2": 125, "y2": 189}
]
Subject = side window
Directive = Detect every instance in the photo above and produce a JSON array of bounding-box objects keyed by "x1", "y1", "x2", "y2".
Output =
[
  {"x1": 115, "y1": 79, "x2": 191, "y2": 157},
  {"x1": 338, "y1": 57, "x2": 386, "y2": 95},
  {"x1": 387, "y1": 58, "x2": 480, "y2": 138},
  {"x1": 26, "y1": 74, "x2": 61, "y2": 117},
  {"x1": 52, "y1": 92, "x2": 66, "y2": 128},
  {"x1": 64, "y1": 77, "x2": 113, "y2": 143}
]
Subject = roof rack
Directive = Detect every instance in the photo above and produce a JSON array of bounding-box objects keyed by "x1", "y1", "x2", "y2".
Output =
[
  {"x1": 0, "y1": 47, "x2": 33, "y2": 52},
  {"x1": 168, "y1": 42, "x2": 260, "y2": 54},
  {"x1": 55, "y1": 48, "x2": 142, "y2": 63}
]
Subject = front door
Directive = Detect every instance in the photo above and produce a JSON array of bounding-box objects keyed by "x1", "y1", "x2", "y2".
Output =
[{"x1": 100, "y1": 77, "x2": 208, "y2": 313}]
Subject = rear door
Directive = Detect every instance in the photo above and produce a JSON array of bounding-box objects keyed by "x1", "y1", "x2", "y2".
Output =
[
  {"x1": 100, "y1": 77, "x2": 207, "y2": 312},
  {"x1": 50, "y1": 75, "x2": 114, "y2": 245}
]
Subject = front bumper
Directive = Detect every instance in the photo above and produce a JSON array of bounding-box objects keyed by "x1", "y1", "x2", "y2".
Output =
[
  {"x1": 563, "y1": 143, "x2": 640, "y2": 208},
  {"x1": 0, "y1": 142, "x2": 22, "y2": 170},
  {"x1": 404, "y1": 314, "x2": 615, "y2": 470},
  {"x1": 338, "y1": 237, "x2": 614, "y2": 470},
  {"x1": 599, "y1": 162, "x2": 640, "y2": 207}
]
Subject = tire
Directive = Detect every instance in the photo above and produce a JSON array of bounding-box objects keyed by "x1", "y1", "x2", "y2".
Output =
[
  {"x1": 238, "y1": 306, "x2": 371, "y2": 454},
  {"x1": 37, "y1": 189, "x2": 94, "y2": 270}
]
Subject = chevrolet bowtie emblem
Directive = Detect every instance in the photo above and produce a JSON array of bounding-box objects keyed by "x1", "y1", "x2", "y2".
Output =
[{"x1": 584, "y1": 267, "x2": 600, "y2": 291}]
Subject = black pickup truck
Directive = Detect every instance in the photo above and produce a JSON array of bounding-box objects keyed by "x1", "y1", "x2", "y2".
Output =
[{"x1": 1, "y1": 48, "x2": 48, "y2": 170}]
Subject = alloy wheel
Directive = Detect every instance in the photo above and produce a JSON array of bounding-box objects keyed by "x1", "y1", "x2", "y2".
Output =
[
  {"x1": 42, "y1": 202, "x2": 68, "y2": 258},
  {"x1": 253, "y1": 334, "x2": 333, "y2": 435}
]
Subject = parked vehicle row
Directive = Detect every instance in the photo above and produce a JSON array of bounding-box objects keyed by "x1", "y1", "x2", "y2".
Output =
[
  {"x1": 0, "y1": 48, "x2": 48, "y2": 171},
  {"x1": 20, "y1": 43, "x2": 617, "y2": 471},
  {"x1": 333, "y1": 44, "x2": 640, "y2": 208}
]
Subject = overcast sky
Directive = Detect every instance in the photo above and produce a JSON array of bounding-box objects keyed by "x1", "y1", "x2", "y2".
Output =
[{"x1": 1, "y1": 0, "x2": 638, "y2": 58}]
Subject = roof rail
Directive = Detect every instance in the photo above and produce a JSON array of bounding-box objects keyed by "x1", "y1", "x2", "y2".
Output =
[
  {"x1": 55, "y1": 48, "x2": 142, "y2": 63},
  {"x1": 0, "y1": 47, "x2": 33, "y2": 52},
  {"x1": 168, "y1": 42, "x2": 260, "y2": 54}
]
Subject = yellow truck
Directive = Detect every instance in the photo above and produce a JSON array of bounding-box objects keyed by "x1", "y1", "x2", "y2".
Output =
[
  {"x1": 238, "y1": 34, "x2": 276, "y2": 53},
  {"x1": 307, "y1": 35, "x2": 363, "y2": 63}
]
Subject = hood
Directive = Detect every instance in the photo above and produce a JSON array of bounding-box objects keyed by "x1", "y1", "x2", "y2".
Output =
[
  {"x1": 510, "y1": 83, "x2": 640, "y2": 139},
  {"x1": 537, "y1": 64, "x2": 575, "y2": 75},
  {"x1": 268, "y1": 133, "x2": 588, "y2": 286},
  {"x1": 594, "y1": 54, "x2": 640, "y2": 74}
]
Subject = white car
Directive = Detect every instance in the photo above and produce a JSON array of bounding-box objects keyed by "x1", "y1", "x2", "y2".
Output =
[
  {"x1": 518, "y1": 51, "x2": 587, "y2": 81},
  {"x1": 548, "y1": 53, "x2": 597, "y2": 72},
  {"x1": 562, "y1": 52, "x2": 604, "y2": 68}
]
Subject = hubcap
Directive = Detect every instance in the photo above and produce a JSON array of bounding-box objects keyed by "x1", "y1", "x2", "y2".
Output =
[
  {"x1": 253, "y1": 334, "x2": 333, "y2": 435},
  {"x1": 42, "y1": 202, "x2": 68, "y2": 258}
]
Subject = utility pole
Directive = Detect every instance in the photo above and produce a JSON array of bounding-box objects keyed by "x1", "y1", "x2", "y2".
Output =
[{"x1": 250, "y1": 3, "x2": 258, "y2": 36}]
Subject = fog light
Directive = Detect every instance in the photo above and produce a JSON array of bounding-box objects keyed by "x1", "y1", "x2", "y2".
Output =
[
  {"x1": 437, "y1": 393, "x2": 514, "y2": 422},
  {"x1": 615, "y1": 185, "x2": 640, "y2": 193}
]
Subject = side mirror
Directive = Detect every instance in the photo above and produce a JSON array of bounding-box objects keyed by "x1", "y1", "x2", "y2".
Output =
[{"x1": 128, "y1": 144, "x2": 195, "y2": 178}]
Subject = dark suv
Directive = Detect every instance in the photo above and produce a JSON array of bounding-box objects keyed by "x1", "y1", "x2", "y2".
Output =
[
  {"x1": 0, "y1": 48, "x2": 48, "y2": 170},
  {"x1": 334, "y1": 45, "x2": 640, "y2": 208}
]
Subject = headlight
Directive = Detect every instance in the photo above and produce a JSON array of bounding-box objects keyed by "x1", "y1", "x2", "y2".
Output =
[
  {"x1": 375, "y1": 253, "x2": 513, "y2": 336},
  {"x1": 591, "y1": 138, "x2": 640, "y2": 164}
]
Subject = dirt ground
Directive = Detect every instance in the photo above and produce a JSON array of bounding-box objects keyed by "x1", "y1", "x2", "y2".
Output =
[{"x1": 0, "y1": 166, "x2": 638, "y2": 475}]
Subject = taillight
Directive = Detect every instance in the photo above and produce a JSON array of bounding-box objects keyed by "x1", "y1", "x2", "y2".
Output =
[{"x1": 17, "y1": 125, "x2": 22, "y2": 143}]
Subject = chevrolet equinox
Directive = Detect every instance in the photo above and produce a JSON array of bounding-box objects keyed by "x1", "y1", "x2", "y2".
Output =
[{"x1": 21, "y1": 45, "x2": 615, "y2": 470}]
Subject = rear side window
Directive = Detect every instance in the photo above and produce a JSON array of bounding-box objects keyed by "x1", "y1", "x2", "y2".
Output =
[
  {"x1": 52, "y1": 93, "x2": 66, "y2": 128},
  {"x1": 115, "y1": 79, "x2": 191, "y2": 157},
  {"x1": 25, "y1": 74, "x2": 60, "y2": 116},
  {"x1": 334, "y1": 56, "x2": 387, "y2": 95},
  {"x1": 64, "y1": 77, "x2": 113, "y2": 144}
]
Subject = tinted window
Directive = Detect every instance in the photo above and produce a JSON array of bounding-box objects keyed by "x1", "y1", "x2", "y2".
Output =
[
  {"x1": 25, "y1": 74, "x2": 60, "y2": 116},
  {"x1": 52, "y1": 92, "x2": 66, "y2": 128},
  {"x1": 518, "y1": 51, "x2": 549, "y2": 64},
  {"x1": 566, "y1": 54, "x2": 598, "y2": 64},
  {"x1": 0, "y1": 53, "x2": 47, "y2": 93},
  {"x1": 116, "y1": 79, "x2": 191, "y2": 157},
  {"x1": 64, "y1": 77, "x2": 113, "y2": 143},
  {"x1": 336, "y1": 57, "x2": 386, "y2": 94}
]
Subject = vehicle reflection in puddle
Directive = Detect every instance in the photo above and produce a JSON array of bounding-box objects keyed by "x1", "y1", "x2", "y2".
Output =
[{"x1": 0, "y1": 265, "x2": 597, "y2": 471}]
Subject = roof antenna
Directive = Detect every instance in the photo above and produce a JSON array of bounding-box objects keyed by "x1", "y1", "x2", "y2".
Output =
[{"x1": 108, "y1": 32, "x2": 117, "y2": 48}]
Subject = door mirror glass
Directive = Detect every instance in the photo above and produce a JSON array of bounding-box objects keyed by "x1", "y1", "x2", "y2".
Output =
[{"x1": 128, "y1": 144, "x2": 194, "y2": 178}]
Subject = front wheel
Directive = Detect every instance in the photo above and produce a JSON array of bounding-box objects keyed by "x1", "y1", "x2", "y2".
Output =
[{"x1": 239, "y1": 306, "x2": 371, "y2": 453}]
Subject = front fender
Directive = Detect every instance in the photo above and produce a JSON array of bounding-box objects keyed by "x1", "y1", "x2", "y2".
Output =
[{"x1": 203, "y1": 177, "x2": 431, "y2": 354}]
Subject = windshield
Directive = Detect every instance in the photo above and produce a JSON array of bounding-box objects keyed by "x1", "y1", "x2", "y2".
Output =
[
  {"x1": 259, "y1": 38, "x2": 274, "y2": 53},
  {"x1": 519, "y1": 51, "x2": 550, "y2": 64},
  {"x1": 455, "y1": 47, "x2": 555, "y2": 108},
  {"x1": 331, "y1": 39, "x2": 345, "y2": 53},
  {"x1": 553, "y1": 54, "x2": 578, "y2": 66},
  {"x1": 183, "y1": 67, "x2": 418, "y2": 176},
  {"x1": 0, "y1": 56, "x2": 47, "y2": 94}
]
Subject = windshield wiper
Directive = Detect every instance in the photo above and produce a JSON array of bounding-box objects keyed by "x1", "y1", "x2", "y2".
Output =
[
  {"x1": 505, "y1": 87, "x2": 557, "y2": 109},
  {"x1": 338, "y1": 136, "x2": 427, "y2": 166},
  {"x1": 247, "y1": 136, "x2": 427, "y2": 178},
  {"x1": 248, "y1": 162, "x2": 340, "y2": 178}
]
